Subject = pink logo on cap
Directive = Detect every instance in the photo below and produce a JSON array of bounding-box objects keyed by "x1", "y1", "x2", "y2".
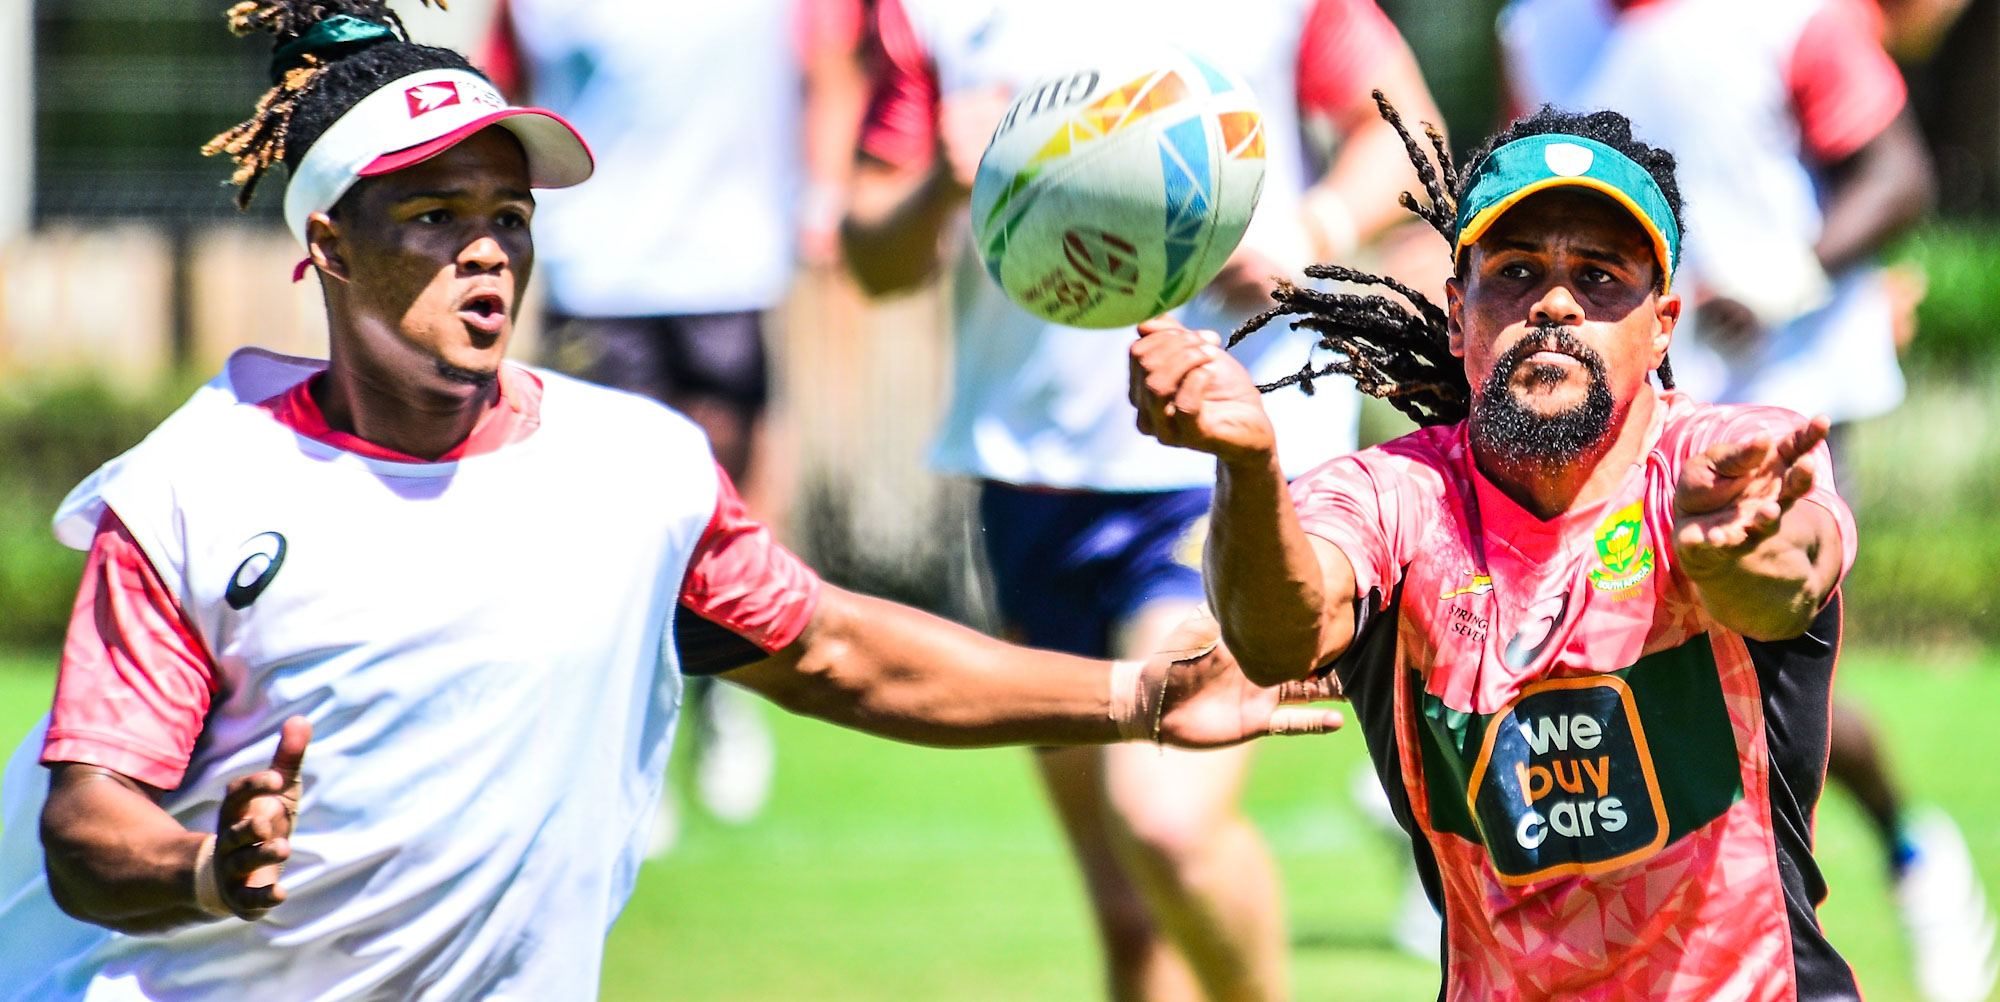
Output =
[{"x1": 405, "y1": 82, "x2": 461, "y2": 117}]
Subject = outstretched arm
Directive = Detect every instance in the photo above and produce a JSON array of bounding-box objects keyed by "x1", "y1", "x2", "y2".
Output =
[
  {"x1": 42, "y1": 717, "x2": 312, "y2": 932},
  {"x1": 1815, "y1": 109, "x2": 1935, "y2": 276},
  {"x1": 843, "y1": 85, "x2": 1011, "y2": 295},
  {"x1": 1128, "y1": 318, "x2": 1360, "y2": 686},
  {"x1": 721, "y1": 584, "x2": 1340, "y2": 748},
  {"x1": 1673, "y1": 415, "x2": 1846, "y2": 640}
]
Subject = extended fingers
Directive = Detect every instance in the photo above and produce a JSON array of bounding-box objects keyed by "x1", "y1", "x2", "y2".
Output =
[
  {"x1": 271, "y1": 716, "x2": 311, "y2": 784},
  {"x1": 1275, "y1": 675, "x2": 1341, "y2": 703},
  {"x1": 218, "y1": 769, "x2": 286, "y2": 823},
  {"x1": 219, "y1": 834, "x2": 291, "y2": 881},
  {"x1": 1265, "y1": 707, "x2": 1344, "y2": 736},
  {"x1": 1706, "y1": 436, "x2": 1773, "y2": 481},
  {"x1": 216, "y1": 791, "x2": 295, "y2": 855},
  {"x1": 1778, "y1": 459, "x2": 1816, "y2": 505},
  {"x1": 1776, "y1": 415, "x2": 1832, "y2": 465},
  {"x1": 227, "y1": 870, "x2": 289, "y2": 914}
]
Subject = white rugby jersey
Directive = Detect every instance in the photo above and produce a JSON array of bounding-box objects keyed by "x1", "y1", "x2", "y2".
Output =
[
  {"x1": 1499, "y1": 0, "x2": 1908, "y2": 424},
  {"x1": 493, "y1": 0, "x2": 806, "y2": 316},
  {"x1": 0, "y1": 349, "x2": 718, "y2": 1000},
  {"x1": 863, "y1": 0, "x2": 1403, "y2": 490}
]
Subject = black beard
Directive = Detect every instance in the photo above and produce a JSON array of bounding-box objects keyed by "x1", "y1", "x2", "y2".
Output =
[
  {"x1": 435, "y1": 358, "x2": 500, "y2": 389},
  {"x1": 1470, "y1": 323, "x2": 1617, "y2": 468}
]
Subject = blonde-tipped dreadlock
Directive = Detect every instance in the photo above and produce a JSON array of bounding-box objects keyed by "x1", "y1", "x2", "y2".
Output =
[
  {"x1": 201, "y1": 0, "x2": 448, "y2": 209},
  {"x1": 1229, "y1": 96, "x2": 1686, "y2": 428},
  {"x1": 1229, "y1": 91, "x2": 1470, "y2": 427}
]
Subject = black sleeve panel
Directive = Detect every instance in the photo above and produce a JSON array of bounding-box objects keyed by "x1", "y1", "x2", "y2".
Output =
[
  {"x1": 675, "y1": 605, "x2": 777, "y2": 676},
  {"x1": 1328, "y1": 577, "x2": 1449, "y2": 997},
  {"x1": 1744, "y1": 593, "x2": 1860, "y2": 1002}
]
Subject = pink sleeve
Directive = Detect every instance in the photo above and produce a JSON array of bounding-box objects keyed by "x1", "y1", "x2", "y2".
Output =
[
  {"x1": 1787, "y1": 0, "x2": 1906, "y2": 163},
  {"x1": 42, "y1": 511, "x2": 218, "y2": 791},
  {"x1": 1296, "y1": 0, "x2": 1403, "y2": 122},
  {"x1": 1288, "y1": 454, "x2": 1406, "y2": 601},
  {"x1": 475, "y1": 0, "x2": 526, "y2": 99},
  {"x1": 796, "y1": 0, "x2": 866, "y2": 64},
  {"x1": 679, "y1": 465, "x2": 823, "y2": 653},
  {"x1": 856, "y1": 0, "x2": 940, "y2": 169},
  {"x1": 1672, "y1": 406, "x2": 1860, "y2": 579}
]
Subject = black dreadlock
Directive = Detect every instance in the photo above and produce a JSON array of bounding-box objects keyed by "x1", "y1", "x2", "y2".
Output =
[
  {"x1": 202, "y1": 0, "x2": 473, "y2": 209},
  {"x1": 1229, "y1": 97, "x2": 1686, "y2": 428}
]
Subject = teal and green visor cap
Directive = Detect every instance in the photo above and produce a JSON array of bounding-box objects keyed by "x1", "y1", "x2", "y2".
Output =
[{"x1": 1452, "y1": 133, "x2": 1680, "y2": 293}]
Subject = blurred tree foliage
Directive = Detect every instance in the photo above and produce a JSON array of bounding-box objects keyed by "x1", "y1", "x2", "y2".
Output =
[
  {"x1": 1892, "y1": 225, "x2": 2000, "y2": 376},
  {"x1": 0, "y1": 380, "x2": 183, "y2": 646}
]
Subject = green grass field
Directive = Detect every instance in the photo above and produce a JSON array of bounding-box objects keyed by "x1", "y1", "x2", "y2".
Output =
[{"x1": 2, "y1": 646, "x2": 1996, "y2": 1001}]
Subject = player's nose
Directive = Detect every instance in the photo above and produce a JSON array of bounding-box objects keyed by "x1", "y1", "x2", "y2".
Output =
[
  {"x1": 1531, "y1": 282, "x2": 1582, "y2": 326},
  {"x1": 459, "y1": 234, "x2": 508, "y2": 273}
]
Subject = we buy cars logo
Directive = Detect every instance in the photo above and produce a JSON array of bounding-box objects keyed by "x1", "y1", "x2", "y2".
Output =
[{"x1": 405, "y1": 82, "x2": 462, "y2": 118}]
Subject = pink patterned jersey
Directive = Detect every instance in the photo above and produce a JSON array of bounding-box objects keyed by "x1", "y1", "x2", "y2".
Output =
[{"x1": 1289, "y1": 389, "x2": 1860, "y2": 1001}]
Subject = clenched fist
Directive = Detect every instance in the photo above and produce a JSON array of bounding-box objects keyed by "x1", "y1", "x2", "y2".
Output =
[{"x1": 1128, "y1": 317, "x2": 1277, "y2": 466}]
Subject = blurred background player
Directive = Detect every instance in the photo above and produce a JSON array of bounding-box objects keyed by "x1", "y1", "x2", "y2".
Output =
[
  {"x1": 1496, "y1": 1, "x2": 1997, "y2": 999},
  {"x1": 480, "y1": 0, "x2": 871, "y2": 849},
  {"x1": 842, "y1": 2, "x2": 1444, "y2": 998}
]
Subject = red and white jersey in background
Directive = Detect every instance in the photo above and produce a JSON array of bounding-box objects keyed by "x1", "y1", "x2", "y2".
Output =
[
  {"x1": 484, "y1": 0, "x2": 860, "y2": 316},
  {"x1": 862, "y1": 0, "x2": 1404, "y2": 490},
  {"x1": 1499, "y1": 0, "x2": 1910, "y2": 424},
  {"x1": 0, "y1": 349, "x2": 820, "y2": 1001}
]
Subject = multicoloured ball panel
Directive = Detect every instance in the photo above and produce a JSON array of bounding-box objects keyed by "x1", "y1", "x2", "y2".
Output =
[{"x1": 971, "y1": 49, "x2": 1266, "y2": 329}]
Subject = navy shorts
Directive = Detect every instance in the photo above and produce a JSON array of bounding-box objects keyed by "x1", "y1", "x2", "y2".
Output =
[
  {"x1": 541, "y1": 310, "x2": 769, "y2": 417},
  {"x1": 978, "y1": 482, "x2": 1211, "y2": 659}
]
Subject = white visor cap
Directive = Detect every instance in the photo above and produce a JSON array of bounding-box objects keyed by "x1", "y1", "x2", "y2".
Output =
[{"x1": 281, "y1": 68, "x2": 593, "y2": 247}]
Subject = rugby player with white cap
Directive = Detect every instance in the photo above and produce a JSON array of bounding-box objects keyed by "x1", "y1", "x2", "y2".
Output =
[{"x1": 0, "y1": 4, "x2": 1338, "y2": 999}]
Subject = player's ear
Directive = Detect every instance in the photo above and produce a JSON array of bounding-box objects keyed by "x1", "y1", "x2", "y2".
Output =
[
  {"x1": 306, "y1": 212, "x2": 349, "y2": 283},
  {"x1": 1652, "y1": 289, "x2": 1680, "y2": 364},
  {"x1": 1445, "y1": 275, "x2": 1467, "y2": 358}
]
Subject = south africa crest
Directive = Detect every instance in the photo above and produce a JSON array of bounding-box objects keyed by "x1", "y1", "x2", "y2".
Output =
[{"x1": 1587, "y1": 501, "x2": 1654, "y2": 596}]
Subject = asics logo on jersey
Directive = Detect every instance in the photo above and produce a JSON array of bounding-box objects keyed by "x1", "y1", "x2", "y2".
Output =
[
  {"x1": 225, "y1": 532, "x2": 287, "y2": 610},
  {"x1": 1501, "y1": 591, "x2": 1570, "y2": 669},
  {"x1": 405, "y1": 82, "x2": 461, "y2": 117}
]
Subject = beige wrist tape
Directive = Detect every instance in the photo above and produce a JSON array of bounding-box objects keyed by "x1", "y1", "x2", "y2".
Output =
[
  {"x1": 192, "y1": 834, "x2": 232, "y2": 918},
  {"x1": 1108, "y1": 660, "x2": 1152, "y2": 743}
]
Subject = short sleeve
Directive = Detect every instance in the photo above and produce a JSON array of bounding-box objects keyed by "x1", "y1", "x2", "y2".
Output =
[
  {"x1": 1669, "y1": 405, "x2": 1859, "y2": 580},
  {"x1": 1288, "y1": 453, "x2": 1407, "y2": 602},
  {"x1": 796, "y1": 0, "x2": 866, "y2": 63},
  {"x1": 42, "y1": 510, "x2": 218, "y2": 790},
  {"x1": 856, "y1": 0, "x2": 939, "y2": 170},
  {"x1": 677, "y1": 465, "x2": 823, "y2": 674},
  {"x1": 1296, "y1": 0, "x2": 1403, "y2": 123},
  {"x1": 1788, "y1": 0, "x2": 1906, "y2": 163}
]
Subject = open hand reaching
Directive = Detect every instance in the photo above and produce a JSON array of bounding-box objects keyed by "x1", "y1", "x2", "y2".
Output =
[
  {"x1": 1672, "y1": 414, "x2": 1830, "y2": 579},
  {"x1": 1145, "y1": 606, "x2": 1344, "y2": 748}
]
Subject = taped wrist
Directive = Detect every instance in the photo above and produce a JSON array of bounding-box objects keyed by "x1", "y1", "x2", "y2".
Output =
[
  {"x1": 192, "y1": 833, "x2": 233, "y2": 918},
  {"x1": 1108, "y1": 659, "x2": 1166, "y2": 743}
]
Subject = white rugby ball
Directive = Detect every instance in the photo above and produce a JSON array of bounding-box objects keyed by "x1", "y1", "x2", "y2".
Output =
[{"x1": 971, "y1": 49, "x2": 1267, "y2": 329}]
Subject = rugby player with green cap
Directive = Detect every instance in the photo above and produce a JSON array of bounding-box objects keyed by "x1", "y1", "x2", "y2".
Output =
[{"x1": 1129, "y1": 102, "x2": 1865, "y2": 999}]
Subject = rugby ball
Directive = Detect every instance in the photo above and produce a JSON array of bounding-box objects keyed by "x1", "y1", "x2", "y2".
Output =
[{"x1": 971, "y1": 49, "x2": 1267, "y2": 329}]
